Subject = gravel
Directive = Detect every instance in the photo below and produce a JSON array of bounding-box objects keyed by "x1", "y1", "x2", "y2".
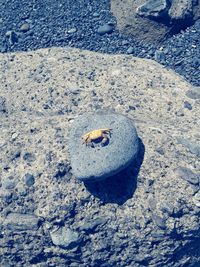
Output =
[{"x1": 0, "y1": 0, "x2": 199, "y2": 86}]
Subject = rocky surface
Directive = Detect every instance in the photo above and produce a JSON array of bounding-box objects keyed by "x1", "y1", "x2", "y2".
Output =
[
  {"x1": 0, "y1": 47, "x2": 200, "y2": 266},
  {"x1": 0, "y1": 0, "x2": 199, "y2": 86}
]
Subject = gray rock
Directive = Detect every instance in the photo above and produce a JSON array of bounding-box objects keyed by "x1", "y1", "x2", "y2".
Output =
[
  {"x1": 68, "y1": 112, "x2": 139, "y2": 182},
  {"x1": 3, "y1": 213, "x2": 39, "y2": 231},
  {"x1": 186, "y1": 86, "x2": 200, "y2": 99},
  {"x1": 168, "y1": 0, "x2": 193, "y2": 20},
  {"x1": 137, "y1": 0, "x2": 168, "y2": 19},
  {"x1": 97, "y1": 24, "x2": 114, "y2": 35},
  {"x1": 127, "y1": 46, "x2": 134, "y2": 54},
  {"x1": 177, "y1": 137, "x2": 200, "y2": 157},
  {"x1": 24, "y1": 173, "x2": 35, "y2": 187},
  {"x1": 23, "y1": 152, "x2": 36, "y2": 162},
  {"x1": 67, "y1": 28, "x2": 77, "y2": 34},
  {"x1": 174, "y1": 166, "x2": 199, "y2": 185},
  {"x1": 2, "y1": 176, "x2": 17, "y2": 189},
  {"x1": 50, "y1": 227, "x2": 80, "y2": 248},
  {"x1": 184, "y1": 101, "x2": 192, "y2": 110},
  {"x1": 20, "y1": 23, "x2": 30, "y2": 32},
  {"x1": 0, "y1": 96, "x2": 7, "y2": 113}
]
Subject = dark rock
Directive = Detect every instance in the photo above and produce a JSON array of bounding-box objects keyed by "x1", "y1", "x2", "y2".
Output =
[
  {"x1": 97, "y1": 24, "x2": 114, "y2": 35},
  {"x1": 3, "y1": 213, "x2": 39, "y2": 231},
  {"x1": 0, "y1": 96, "x2": 7, "y2": 113},
  {"x1": 155, "y1": 147, "x2": 165, "y2": 155},
  {"x1": 24, "y1": 173, "x2": 35, "y2": 187},
  {"x1": 50, "y1": 227, "x2": 81, "y2": 249},
  {"x1": 5, "y1": 30, "x2": 18, "y2": 45},
  {"x1": 154, "y1": 50, "x2": 166, "y2": 63},
  {"x1": 174, "y1": 167, "x2": 199, "y2": 185},
  {"x1": 184, "y1": 100, "x2": 192, "y2": 110},
  {"x1": 137, "y1": 0, "x2": 168, "y2": 19},
  {"x1": 68, "y1": 112, "x2": 139, "y2": 182},
  {"x1": 23, "y1": 152, "x2": 36, "y2": 163},
  {"x1": 2, "y1": 176, "x2": 17, "y2": 189}
]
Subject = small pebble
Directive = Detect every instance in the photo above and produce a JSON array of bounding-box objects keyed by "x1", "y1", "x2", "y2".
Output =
[
  {"x1": 67, "y1": 28, "x2": 77, "y2": 34},
  {"x1": 24, "y1": 173, "x2": 35, "y2": 187},
  {"x1": 127, "y1": 47, "x2": 134, "y2": 54},
  {"x1": 97, "y1": 24, "x2": 114, "y2": 35},
  {"x1": 192, "y1": 191, "x2": 200, "y2": 207},
  {"x1": 2, "y1": 176, "x2": 17, "y2": 189},
  {"x1": 50, "y1": 227, "x2": 80, "y2": 248},
  {"x1": 20, "y1": 23, "x2": 30, "y2": 32},
  {"x1": 23, "y1": 152, "x2": 36, "y2": 162},
  {"x1": 184, "y1": 101, "x2": 192, "y2": 110}
]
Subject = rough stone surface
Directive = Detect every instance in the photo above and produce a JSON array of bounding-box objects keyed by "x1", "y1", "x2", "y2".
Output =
[
  {"x1": 69, "y1": 112, "x2": 139, "y2": 181},
  {"x1": 111, "y1": 0, "x2": 200, "y2": 44},
  {"x1": 3, "y1": 212, "x2": 39, "y2": 231},
  {"x1": 0, "y1": 47, "x2": 200, "y2": 266},
  {"x1": 50, "y1": 227, "x2": 80, "y2": 248}
]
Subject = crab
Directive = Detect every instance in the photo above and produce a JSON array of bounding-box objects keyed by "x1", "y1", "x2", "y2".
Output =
[{"x1": 81, "y1": 128, "x2": 112, "y2": 147}]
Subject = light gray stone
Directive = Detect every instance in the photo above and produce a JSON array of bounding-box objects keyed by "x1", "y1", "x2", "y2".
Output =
[
  {"x1": 68, "y1": 112, "x2": 139, "y2": 182},
  {"x1": 3, "y1": 213, "x2": 39, "y2": 231},
  {"x1": 50, "y1": 227, "x2": 80, "y2": 248}
]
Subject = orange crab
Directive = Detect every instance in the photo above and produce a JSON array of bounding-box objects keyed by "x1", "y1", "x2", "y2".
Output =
[{"x1": 81, "y1": 128, "x2": 112, "y2": 146}]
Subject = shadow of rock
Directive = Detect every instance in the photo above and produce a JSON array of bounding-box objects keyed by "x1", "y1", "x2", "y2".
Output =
[{"x1": 84, "y1": 138, "x2": 145, "y2": 205}]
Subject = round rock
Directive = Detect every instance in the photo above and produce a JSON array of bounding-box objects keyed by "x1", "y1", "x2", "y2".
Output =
[
  {"x1": 68, "y1": 112, "x2": 139, "y2": 182},
  {"x1": 97, "y1": 24, "x2": 114, "y2": 35}
]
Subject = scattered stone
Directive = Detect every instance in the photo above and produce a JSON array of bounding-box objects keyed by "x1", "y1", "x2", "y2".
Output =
[
  {"x1": 97, "y1": 24, "x2": 114, "y2": 35},
  {"x1": 20, "y1": 23, "x2": 30, "y2": 32},
  {"x1": 127, "y1": 46, "x2": 134, "y2": 54},
  {"x1": 3, "y1": 213, "x2": 39, "y2": 231},
  {"x1": 136, "y1": 0, "x2": 168, "y2": 19},
  {"x1": 192, "y1": 191, "x2": 200, "y2": 207},
  {"x1": 2, "y1": 176, "x2": 17, "y2": 189},
  {"x1": 174, "y1": 167, "x2": 199, "y2": 185},
  {"x1": 154, "y1": 50, "x2": 166, "y2": 63},
  {"x1": 186, "y1": 86, "x2": 200, "y2": 99},
  {"x1": 24, "y1": 173, "x2": 35, "y2": 187},
  {"x1": 0, "y1": 189, "x2": 12, "y2": 203},
  {"x1": 23, "y1": 152, "x2": 36, "y2": 163},
  {"x1": 177, "y1": 138, "x2": 200, "y2": 157},
  {"x1": 5, "y1": 30, "x2": 18, "y2": 45},
  {"x1": 67, "y1": 28, "x2": 77, "y2": 34},
  {"x1": 184, "y1": 100, "x2": 192, "y2": 110},
  {"x1": 50, "y1": 227, "x2": 80, "y2": 249},
  {"x1": 0, "y1": 96, "x2": 7, "y2": 113},
  {"x1": 68, "y1": 112, "x2": 139, "y2": 182}
]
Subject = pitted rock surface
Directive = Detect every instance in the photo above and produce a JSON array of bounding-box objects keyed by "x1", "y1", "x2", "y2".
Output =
[
  {"x1": 0, "y1": 47, "x2": 200, "y2": 267},
  {"x1": 69, "y1": 112, "x2": 139, "y2": 181}
]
